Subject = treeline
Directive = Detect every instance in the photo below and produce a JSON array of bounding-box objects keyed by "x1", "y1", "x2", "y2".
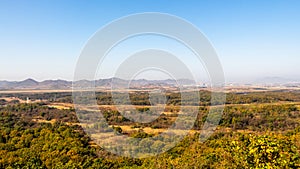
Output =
[
  {"x1": 226, "y1": 90, "x2": 300, "y2": 104},
  {"x1": 219, "y1": 104, "x2": 300, "y2": 131},
  {"x1": 0, "y1": 92, "x2": 72, "y2": 103},
  {"x1": 0, "y1": 103, "x2": 78, "y2": 130},
  {"x1": 2, "y1": 90, "x2": 300, "y2": 106}
]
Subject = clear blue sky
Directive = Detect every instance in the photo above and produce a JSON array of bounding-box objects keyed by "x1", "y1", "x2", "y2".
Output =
[{"x1": 1, "y1": 0, "x2": 300, "y2": 82}]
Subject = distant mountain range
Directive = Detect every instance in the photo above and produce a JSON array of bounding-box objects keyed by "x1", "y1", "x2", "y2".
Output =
[
  {"x1": 1, "y1": 76, "x2": 299, "y2": 90},
  {"x1": 0, "y1": 78, "x2": 196, "y2": 90}
]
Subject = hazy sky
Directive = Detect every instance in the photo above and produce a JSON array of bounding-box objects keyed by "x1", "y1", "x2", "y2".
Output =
[{"x1": 1, "y1": 0, "x2": 300, "y2": 82}]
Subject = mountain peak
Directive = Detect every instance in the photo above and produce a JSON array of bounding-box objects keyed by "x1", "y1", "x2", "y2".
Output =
[
  {"x1": 18, "y1": 78, "x2": 39, "y2": 86},
  {"x1": 23, "y1": 78, "x2": 38, "y2": 82}
]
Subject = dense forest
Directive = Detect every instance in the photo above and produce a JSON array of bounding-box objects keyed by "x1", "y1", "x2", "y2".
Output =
[{"x1": 0, "y1": 90, "x2": 300, "y2": 168}]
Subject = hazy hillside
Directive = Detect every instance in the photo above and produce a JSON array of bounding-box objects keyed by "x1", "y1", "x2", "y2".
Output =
[{"x1": 0, "y1": 78, "x2": 195, "y2": 90}]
